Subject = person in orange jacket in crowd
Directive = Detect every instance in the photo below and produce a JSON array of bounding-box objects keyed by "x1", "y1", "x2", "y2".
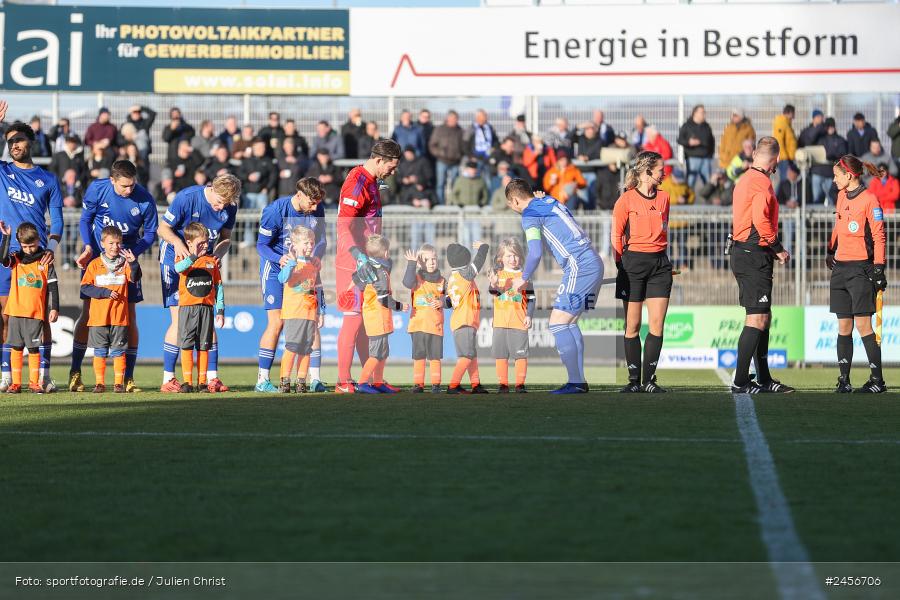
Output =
[
  {"x1": 542, "y1": 150, "x2": 586, "y2": 205},
  {"x1": 522, "y1": 134, "x2": 557, "y2": 190},
  {"x1": 641, "y1": 126, "x2": 673, "y2": 178},
  {"x1": 868, "y1": 167, "x2": 899, "y2": 213}
]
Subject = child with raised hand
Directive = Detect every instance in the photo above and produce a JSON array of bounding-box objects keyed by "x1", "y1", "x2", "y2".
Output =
[
  {"x1": 353, "y1": 234, "x2": 409, "y2": 394},
  {"x1": 403, "y1": 244, "x2": 446, "y2": 393},
  {"x1": 174, "y1": 222, "x2": 225, "y2": 393},
  {"x1": 277, "y1": 226, "x2": 324, "y2": 393},
  {"x1": 0, "y1": 222, "x2": 59, "y2": 393},
  {"x1": 489, "y1": 238, "x2": 534, "y2": 393},
  {"x1": 80, "y1": 226, "x2": 141, "y2": 393},
  {"x1": 446, "y1": 240, "x2": 490, "y2": 394}
]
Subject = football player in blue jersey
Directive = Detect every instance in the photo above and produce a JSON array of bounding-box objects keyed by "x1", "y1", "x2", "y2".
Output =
[
  {"x1": 254, "y1": 177, "x2": 328, "y2": 392},
  {"x1": 70, "y1": 160, "x2": 158, "y2": 392},
  {"x1": 505, "y1": 179, "x2": 604, "y2": 394},
  {"x1": 0, "y1": 100, "x2": 64, "y2": 392},
  {"x1": 156, "y1": 173, "x2": 240, "y2": 393}
]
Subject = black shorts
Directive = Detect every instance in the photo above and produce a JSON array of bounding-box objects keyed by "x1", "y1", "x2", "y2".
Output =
[
  {"x1": 830, "y1": 260, "x2": 876, "y2": 317},
  {"x1": 730, "y1": 247, "x2": 774, "y2": 314},
  {"x1": 616, "y1": 250, "x2": 673, "y2": 302}
]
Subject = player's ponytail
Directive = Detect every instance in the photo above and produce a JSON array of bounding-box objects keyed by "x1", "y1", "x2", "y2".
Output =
[{"x1": 836, "y1": 154, "x2": 879, "y2": 180}]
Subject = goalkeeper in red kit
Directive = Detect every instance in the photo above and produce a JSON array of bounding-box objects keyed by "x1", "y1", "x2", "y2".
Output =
[{"x1": 335, "y1": 139, "x2": 401, "y2": 393}]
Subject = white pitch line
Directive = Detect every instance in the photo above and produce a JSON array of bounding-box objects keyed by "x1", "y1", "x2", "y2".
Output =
[{"x1": 716, "y1": 368, "x2": 825, "y2": 600}]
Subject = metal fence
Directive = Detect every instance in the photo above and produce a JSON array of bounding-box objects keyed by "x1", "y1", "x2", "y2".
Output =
[{"x1": 54, "y1": 205, "x2": 896, "y2": 308}]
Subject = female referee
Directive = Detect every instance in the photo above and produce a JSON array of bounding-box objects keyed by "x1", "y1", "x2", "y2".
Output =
[
  {"x1": 828, "y1": 154, "x2": 887, "y2": 393},
  {"x1": 612, "y1": 151, "x2": 672, "y2": 393}
]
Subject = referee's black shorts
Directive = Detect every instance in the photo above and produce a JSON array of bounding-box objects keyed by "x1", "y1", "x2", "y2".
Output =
[
  {"x1": 830, "y1": 260, "x2": 877, "y2": 318},
  {"x1": 616, "y1": 250, "x2": 673, "y2": 303},
  {"x1": 730, "y1": 245, "x2": 774, "y2": 314}
]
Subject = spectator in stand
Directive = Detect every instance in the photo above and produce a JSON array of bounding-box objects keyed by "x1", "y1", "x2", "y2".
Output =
[
  {"x1": 677, "y1": 104, "x2": 715, "y2": 188},
  {"x1": 85, "y1": 108, "x2": 118, "y2": 151},
  {"x1": 391, "y1": 110, "x2": 425, "y2": 158},
  {"x1": 122, "y1": 143, "x2": 150, "y2": 188},
  {"x1": 719, "y1": 108, "x2": 755, "y2": 169},
  {"x1": 544, "y1": 117, "x2": 575, "y2": 152},
  {"x1": 596, "y1": 135, "x2": 633, "y2": 222},
  {"x1": 508, "y1": 114, "x2": 532, "y2": 164},
  {"x1": 592, "y1": 110, "x2": 616, "y2": 147},
  {"x1": 488, "y1": 136, "x2": 517, "y2": 177},
  {"x1": 726, "y1": 138, "x2": 756, "y2": 185},
  {"x1": 48, "y1": 118, "x2": 72, "y2": 154},
  {"x1": 306, "y1": 148, "x2": 341, "y2": 208},
  {"x1": 772, "y1": 104, "x2": 798, "y2": 180},
  {"x1": 418, "y1": 109, "x2": 435, "y2": 164},
  {"x1": 193, "y1": 168, "x2": 209, "y2": 187},
  {"x1": 124, "y1": 104, "x2": 156, "y2": 161},
  {"x1": 449, "y1": 160, "x2": 488, "y2": 247},
  {"x1": 340, "y1": 108, "x2": 366, "y2": 159},
  {"x1": 642, "y1": 126, "x2": 673, "y2": 178},
  {"x1": 774, "y1": 161, "x2": 806, "y2": 255},
  {"x1": 490, "y1": 161, "x2": 513, "y2": 197},
  {"x1": 869, "y1": 166, "x2": 899, "y2": 213},
  {"x1": 232, "y1": 124, "x2": 256, "y2": 159},
  {"x1": 61, "y1": 167, "x2": 84, "y2": 208},
  {"x1": 846, "y1": 112, "x2": 879, "y2": 157},
  {"x1": 28, "y1": 117, "x2": 52, "y2": 158},
  {"x1": 798, "y1": 109, "x2": 826, "y2": 148},
  {"x1": 811, "y1": 118, "x2": 847, "y2": 204},
  {"x1": 358, "y1": 121, "x2": 380, "y2": 160},
  {"x1": 630, "y1": 114, "x2": 648, "y2": 150},
  {"x1": 276, "y1": 137, "x2": 308, "y2": 198},
  {"x1": 522, "y1": 134, "x2": 556, "y2": 190},
  {"x1": 118, "y1": 123, "x2": 139, "y2": 156},
  {"x1": 699, "y1": 169, "x2": 732, "y2": 269},
  {"x1": 659, "y1": 167, "x2": 695, "y2": 270},
  {"x1": 217, "y1": 116, "x2": 240, "y2": 155},
  {"x1": 282, "y1": 119, "x2": 309, "y2": 159},
  {"x1": 543, "y1": 149, "x2": 586, "y2": 207},
  {"x1": 889, "y1": 115, "x2": 900, "y2": 169},
  {"x1": 86, "y1": 140, "x2": 115, "y2": 185},
  {"x1": 466, "y1": 109, "x2": 499, "y2": 169},
  {"x1": 49, "y1": 134, "x2": 85, "y2": 187},
  {"x1": 861, "y1": 139, "x2": 898, "y2": 180},
  {"x1": 204, "y1": 143, "x2": 235, "y2": 181},
  {"x1": 162, "y1": 107, "x2": 195, "y2": 168},
  {"x1": 310, "y1": 120, "x2": 345, "y2": 161},
  {"x1": 491, "y1": 173, "x2": 514, "y2": 212},
  {"x1": 238, "y1": 137, "x2": 276, "y2": 247},
  {"x1": 171, "y1": 139, "x2": 205, "y2": 192},
  {"x1": 154, "y1": 168, "x2": 175, "y2": 206},
  {"x1": 191, "y1": 120, "x2": 216, "y2": 159},
  {"x1": 575, "y1": 122, "x2": 603, "y2": 210},
  {"x1": 429, "y1": 110, "x2": 465, "y2": 204},
  {"x1": 397, "y1": 145, "x2": 434, "y2": 205},
  {"x1": 258, "y1": 111, "x2": 285, "y2": 159}
]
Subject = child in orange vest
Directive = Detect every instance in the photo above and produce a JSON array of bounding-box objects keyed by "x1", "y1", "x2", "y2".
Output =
[
  {"x1": 80, "y1": 226, "x2": 141, "y2": 393},
  {"x1": 0, "y1": 222, "x2": 59, "y2": 394},
  {"x1": 174, "y1": 222, "x2": 225, "y2": 393},
  {"x1": 446, "y1": 241, "x2": 490, "y2": 394},
  {"x1": 353, "y1": 234, "x2": 409, "y2": 394},
  {"x1": 278, "y1": 226, "x2": 324, "y2": 393},
  {"x1": 489, "y1": 238, "x2": 534, "y2": 393},
  {"x1": 403, "y1": 243, "x2": 446, "y2": 393}
]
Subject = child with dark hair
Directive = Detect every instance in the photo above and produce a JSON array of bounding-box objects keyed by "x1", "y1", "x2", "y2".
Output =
[{"x1": 445, "y1": 241, "x2": 490, "y2": 394}]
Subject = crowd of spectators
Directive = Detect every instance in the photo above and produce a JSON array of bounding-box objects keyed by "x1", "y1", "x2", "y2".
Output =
[{"x1": 4, "y1": 103, "x2": 899, "y2": 221}]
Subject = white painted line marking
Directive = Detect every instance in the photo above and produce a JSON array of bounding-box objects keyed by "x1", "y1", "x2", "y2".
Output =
[{"x1": 716, "y1": 368, "x2": 825, "y2": 600}]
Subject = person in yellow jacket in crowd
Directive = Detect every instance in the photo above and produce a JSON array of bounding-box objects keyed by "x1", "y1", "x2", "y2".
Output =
[
  {"x1": 659, "y1": 167, "x2": 695, "y2": 271},
  {"x1": 772, "y1": 104, "x2": 798, "y2": 181},
  {"x1": 542, "y1": 150, "x2": 586, "y2": 205},
  {"x1": 719, "y1": 108, "x2": 756, "y2": 170}
]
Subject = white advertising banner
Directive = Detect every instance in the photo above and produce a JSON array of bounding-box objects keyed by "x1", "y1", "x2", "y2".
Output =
[
  {"x1": 350, "y1": 5, "x2": 900, "y2": 96},
  {"x1": 804, "y1": 305, "x2": 900, "y2": 364}
]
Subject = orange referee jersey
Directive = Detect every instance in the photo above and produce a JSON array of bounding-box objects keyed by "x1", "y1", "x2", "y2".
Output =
[
  {"x1": 829, "y1": 186, "x2": 886, "y2": 264},
  {"x1": 447, "y1": 270, "x2": 481, "y2": 331},
  {"x1": 407, "y1": 275, "x2": 445, "y2": 336},
  {"x1": 492, "y1": 269, "x2": 528, "y2": 331},
  {"x1": 732, "y1": 168, "x2": 784, "y2": 253},
  {"x1": 282, "y1": 258, "x2": 321, "y2": 321},
  {"x1": 178, "y1": 255, "x2": 221, "y2": 307},
  {"x1": 82, "y1": 258, "x2": 132, "y2": 327},
  {"x1": 4, "y1": 256, "x2": 54, "y2": 319},
  {"x1": 611, "y1": 188, "x2": 670, "y2": 261}
]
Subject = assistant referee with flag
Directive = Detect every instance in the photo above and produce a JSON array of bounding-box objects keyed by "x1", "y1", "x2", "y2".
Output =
[{"x1": 729, "y1": 136, "x2": 794, "y2": 394}]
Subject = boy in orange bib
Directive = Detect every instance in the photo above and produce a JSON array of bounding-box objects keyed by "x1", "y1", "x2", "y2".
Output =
[
  {"x1": 403, "y1": 244, "x2": 446, "y2": 393},
  {"x1": 446, "y1": 241, "x2": 490, "y2": 394},
  {"x1": 489, "y1": 238, "x2": 534, "y2": 393}
]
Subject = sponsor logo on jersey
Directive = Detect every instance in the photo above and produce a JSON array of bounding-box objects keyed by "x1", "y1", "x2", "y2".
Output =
[
  {"x1": 185, "y1": 268, "x2": 214, "y2": 298},
  {"x1": 7, "y1": 186, "x2": 36, "y2": 206},
  {"x1": 35, "y1": 179, "x2": 44, "y2": 188},
  {"x1": 131, "y1": 207, "x2": 141, "y2": 216},
  {"x1": 848, "y1": 220, "x2": 860, "y2": 233},
  {"x1": 17, "y1": 273, "x2": 43, "y2": 289}
]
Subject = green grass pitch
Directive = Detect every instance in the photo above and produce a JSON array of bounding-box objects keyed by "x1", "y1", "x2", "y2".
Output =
[{"x1": 0, "y1": 364, "x2": 898, "y2": 597}]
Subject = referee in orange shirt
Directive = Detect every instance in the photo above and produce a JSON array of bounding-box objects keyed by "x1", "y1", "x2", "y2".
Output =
[{"x1": 729, "y1": 137, "x2": 794, "y2": 394}]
